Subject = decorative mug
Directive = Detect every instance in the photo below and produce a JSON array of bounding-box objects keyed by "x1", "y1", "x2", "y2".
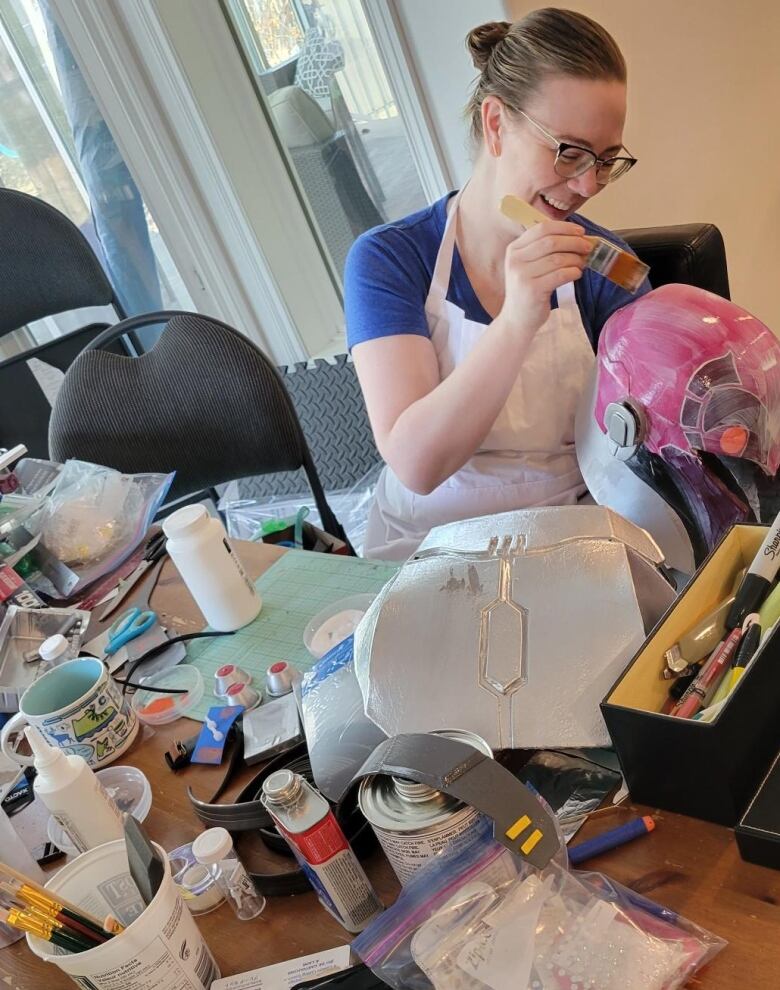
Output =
[{"x1": 0, "y1": 657, "x2": 138, "y2": 769}]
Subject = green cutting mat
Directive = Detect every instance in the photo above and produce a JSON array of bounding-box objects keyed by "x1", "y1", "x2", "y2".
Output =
[{"x1": 185, "y1": 550, "x2": 398, "y2": 721}]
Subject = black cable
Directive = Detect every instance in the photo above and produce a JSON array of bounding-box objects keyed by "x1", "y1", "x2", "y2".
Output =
[{"x1": 119, "y1": 630, "x2": 234, "y2": 695}]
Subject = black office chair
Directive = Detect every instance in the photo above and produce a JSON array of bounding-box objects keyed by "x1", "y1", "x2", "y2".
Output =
[
  {"x1": 48, "y1": 310, "x2": 350, "y2": 546},
  {"x1": 0, "y1": 188, "x2": 128, "y2": 456},
  {"x1": 618, "y1": 222, "x2": 731, "y2": 300}
]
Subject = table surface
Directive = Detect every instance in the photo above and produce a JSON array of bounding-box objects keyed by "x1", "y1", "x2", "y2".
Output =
[{"x1": 2, "y1": 542, "x2": 779, "y2": 989}]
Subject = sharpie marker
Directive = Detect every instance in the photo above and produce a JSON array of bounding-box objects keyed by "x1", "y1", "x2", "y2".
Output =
[{"x1": 726, "y1": 509, "x2": 780, "y2": 629}]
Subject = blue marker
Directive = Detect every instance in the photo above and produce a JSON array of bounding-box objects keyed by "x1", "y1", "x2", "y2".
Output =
[{"x1": 568, "y1": 815, "x2": 655, "y2": 866}]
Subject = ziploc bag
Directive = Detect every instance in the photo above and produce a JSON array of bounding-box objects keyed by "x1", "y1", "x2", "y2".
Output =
[
  {"x1": 28, "y1": 460, "x2": 173, "y2": 596},
  {"x1": 353, "y1": 817, "x2": 725, "y2": 990}
]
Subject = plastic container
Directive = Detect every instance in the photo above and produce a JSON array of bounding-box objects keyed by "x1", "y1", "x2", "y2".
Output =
[
  {"x1": 163, "y1": 505, "x2": 262, "y2": 631},
  {"x1": 26, "y1": 726, "x2": 124, "y2": 854},
  {"x1": 169, "y1": 843, "x2": 226, "y2": 915},
  {"x1": 48, "y1": 765, "x2": 152, "y2": 855},
  {"x1": 39, "y1": 633, "x2": 74, "y2": 665},
  {"x1": 131, "y1": 665, "x2": 204, "y2": 725},
  {"x1": 192, "y1": 827, "x2": 266, "y2": 921},
  {"x1": 303, "y1": 593, "x2": 375, "y2": 660},
  {"x1": 26, "y1": 839, "x2": 220, "y2": 989}
]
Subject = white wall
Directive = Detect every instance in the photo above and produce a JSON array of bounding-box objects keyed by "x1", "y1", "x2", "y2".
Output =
[
  {"x1": 394, "y1": 1, "x2": 780, "y2": 328},
  {"x1": 498, "y1": 1, "x2": 779, "y2": 329},
  {"x1": 392, "y1": 0, "x2": 506, "y2": 187}
]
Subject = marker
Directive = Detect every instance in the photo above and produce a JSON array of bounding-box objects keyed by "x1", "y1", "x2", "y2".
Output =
[
  {"x1": 726, "y1": 509, "x2": 780, "y2": 629},
  {"x1": 568, "y1": 816, "x2": 655, "y2": 866},
  {"x1": 671, "y1": 626, "x2": 742, "y2": 719}
]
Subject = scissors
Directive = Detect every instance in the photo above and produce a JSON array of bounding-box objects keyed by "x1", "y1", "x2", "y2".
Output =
[
  {"x1": 99, "y1": 531, "x2": 168, "y2": 622},
  {"x1": 105, "y1": 607, "x2": 158, "y2": 657}
]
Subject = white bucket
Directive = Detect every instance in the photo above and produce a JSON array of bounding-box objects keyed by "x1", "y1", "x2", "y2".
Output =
[{"x1": 26, "y1": 839, "x2": 220, "y2": 989}]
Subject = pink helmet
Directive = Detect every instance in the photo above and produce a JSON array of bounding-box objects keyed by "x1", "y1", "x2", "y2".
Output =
[{"x1": 577, "y1": 284, "x2": 780, "y2": 573}]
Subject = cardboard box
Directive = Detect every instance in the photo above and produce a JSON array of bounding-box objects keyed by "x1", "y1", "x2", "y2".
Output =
[
  {"x1": 601, "y1": 525, "x2": 780, "y2": 827},
  {"x1": 735, "y1": 749, "x2": 780, "y2": 870}
]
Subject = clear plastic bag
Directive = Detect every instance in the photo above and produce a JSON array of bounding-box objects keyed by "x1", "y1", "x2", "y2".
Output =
[
  {"x1": 518, "y1": 750, "x2": 622, "y2": 841},
  {"x1": 353, "y1": 817, "x2": 725, "y2": 990},
  {"x1": 28, "y1": 460, "x2": 174, "y2": 595},
  {"x1": 221, "y1": 462, "x2": 382, "y2": 555}
]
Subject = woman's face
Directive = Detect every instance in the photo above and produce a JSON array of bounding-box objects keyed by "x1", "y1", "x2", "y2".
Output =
[{"x1": 485, "y1": 74, "x2": 628, "y2": 221}]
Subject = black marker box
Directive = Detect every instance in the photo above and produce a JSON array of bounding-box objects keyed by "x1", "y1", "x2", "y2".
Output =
[
  {"x1": 601, "y1": 524, "x2": 780, "y2": 827},
  {"x1": 735, "y1": 749, "x2": 780, "y2": 869}
]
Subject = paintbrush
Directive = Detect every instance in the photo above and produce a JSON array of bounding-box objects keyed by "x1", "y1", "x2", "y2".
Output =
[
  {"x1": 500, "y1": 194, "x2": 650, "y2": 293},
  {"x1": 0, "y1": 882, "x2": 108, "y2": 944},
  {"x1": 0, "y1": 862, "x2": 120, "y2": 936},
  {"x1": 123, "y1": 815, "x2": 165, "y2": 907},
  {"x1": 0, "y1": 904, "x2": 90, "y2": 952}
]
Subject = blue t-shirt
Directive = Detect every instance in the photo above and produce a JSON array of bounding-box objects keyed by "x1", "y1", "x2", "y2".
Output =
[{"x1": 345, "y1": 192, "x2": 650, "y2": 351}]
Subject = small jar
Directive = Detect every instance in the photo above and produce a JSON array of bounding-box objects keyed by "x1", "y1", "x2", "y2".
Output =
[
  {"x1": 192, "y1": 827, "x2": 265, "y2": 921},
  {"x1": 39, "y1": 634, "x2": 74, "y2": 667}
]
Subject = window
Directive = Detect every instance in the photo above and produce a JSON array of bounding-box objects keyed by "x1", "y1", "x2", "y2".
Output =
[
  {"x1": 226, "y1": 0, "x2": 427, "y2": 293},
  {"x1": 0, "y1": 0, "x2": 190, "y2": 359}
]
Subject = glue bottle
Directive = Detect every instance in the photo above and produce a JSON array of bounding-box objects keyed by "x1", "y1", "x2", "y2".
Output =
[
  {"x1": 24, "y1": 726, "x2": 124, "y2": 854},
  {"x1": 162, "y1": 505, "x2": 262, "y2": 631},
  {"x1": 191, "y1": 827, "x2": 265, "y2": 920}
]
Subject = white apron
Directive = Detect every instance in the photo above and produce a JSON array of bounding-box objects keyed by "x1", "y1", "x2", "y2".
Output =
[{"x1": 364, "y1": 191, "x2": 596, "y2": 560}]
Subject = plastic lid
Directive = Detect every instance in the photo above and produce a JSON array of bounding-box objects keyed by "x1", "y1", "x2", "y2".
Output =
[
  {"x1": 47, "y1": 765, "x2": 152, "y2": 855},
  {"x1": 131, "y1": 665, "x2": 204, "y2": 725},
  {"x1": 39, "y1": 635, "x2": 70, "y2": 663},
  {"x1": 192, "y1": 827, "x2": 233, "y2": 865},
  {"x1": 24, "y1": 725, "x2": 61, "y2": 769},
  {"x1": 303, "y1": 594, "x2": 375, "y2": 659},
  {"x1": 262, "y1": 769, "x2": 301, "y2": 804},
  {"x1": 162, "y1": 504, "x2": 208, "y2": 540}
]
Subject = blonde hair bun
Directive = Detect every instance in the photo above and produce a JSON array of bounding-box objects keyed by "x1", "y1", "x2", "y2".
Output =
[{"x1": 466, "y1": 20, "x2": 511, "y2": 71}]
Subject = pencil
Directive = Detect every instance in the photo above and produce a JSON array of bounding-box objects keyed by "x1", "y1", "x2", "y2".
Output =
[{"x1": 0, "y1": 863, "x2": 119, "y2": 936}]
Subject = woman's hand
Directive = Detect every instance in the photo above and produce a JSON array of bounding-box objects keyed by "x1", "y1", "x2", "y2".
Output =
[{"x1": 497, "y1": 220, "x2": 592, "y2": 336}]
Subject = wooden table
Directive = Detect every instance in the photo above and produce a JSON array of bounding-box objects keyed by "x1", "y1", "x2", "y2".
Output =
[{"x1": 2, "y1": 542, "x2": 779, "y2": 988}]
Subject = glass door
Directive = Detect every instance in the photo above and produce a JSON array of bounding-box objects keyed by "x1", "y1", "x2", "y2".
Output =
[{"x1": 224, "y1": 0, "x2": 428, "y2": 313}]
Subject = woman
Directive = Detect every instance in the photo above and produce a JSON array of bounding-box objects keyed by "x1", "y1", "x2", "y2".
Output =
[{"x1": 345, "y1": 8, "x2": 649, "y2": 560}]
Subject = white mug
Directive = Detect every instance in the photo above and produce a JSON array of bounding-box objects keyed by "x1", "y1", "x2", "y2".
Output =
[{"x1": 0, "y1": 657, "x2": 138, "y2": 769}]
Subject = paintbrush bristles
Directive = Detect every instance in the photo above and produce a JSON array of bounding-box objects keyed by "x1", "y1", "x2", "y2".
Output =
[
  {"x1": 0, "y1": 862, "x2": 107, "y2": 930},
  {"x1": 585, "y1": 235, "x2": 650, "y2": 293}
]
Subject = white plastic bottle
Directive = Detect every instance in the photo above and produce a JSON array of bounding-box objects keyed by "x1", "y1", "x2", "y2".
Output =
[
  {"x1": 162, "y1": 506, "x2": 262, "y2": 631},
  {"x1": 25, "y1": 726, "x2": 124, "y2": 854}
]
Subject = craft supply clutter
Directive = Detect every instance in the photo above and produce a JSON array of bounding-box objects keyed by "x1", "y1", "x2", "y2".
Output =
[{"x1": 1, "y1": 292, "x2": 779, "y2": 990}]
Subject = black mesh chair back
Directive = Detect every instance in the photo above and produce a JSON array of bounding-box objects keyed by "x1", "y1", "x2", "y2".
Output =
[
  {"x1": 0, "y1": 188, "x2": 120, "y2": 336},
  {"x1": 48, "y1": 311, "x2": 348, "y2": 543}
]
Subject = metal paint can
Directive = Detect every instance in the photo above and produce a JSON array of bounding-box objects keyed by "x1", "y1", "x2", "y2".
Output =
[{"x1": 358, "y1": 729, "x2": 493, "y2": 885}]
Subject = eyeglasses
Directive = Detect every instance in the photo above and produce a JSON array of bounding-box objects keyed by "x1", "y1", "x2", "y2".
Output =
[{"x1": 517, "y1": 109, "x2": 637, "y2": 185}]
